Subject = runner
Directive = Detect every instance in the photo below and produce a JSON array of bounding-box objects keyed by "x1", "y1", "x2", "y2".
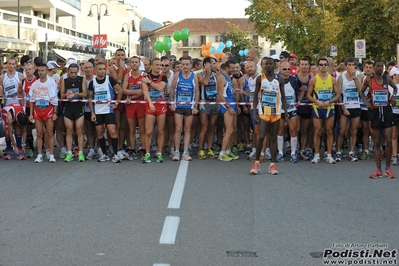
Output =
[
  {"x1": 250, "y1": 57, "x2": 288, "y2": 175},
  {"x1": 28, "y1": 63, "x2": 59, "y2": 163},
  {"x1": 0, "y1": 57, "x2": 25, "y2": 107}
]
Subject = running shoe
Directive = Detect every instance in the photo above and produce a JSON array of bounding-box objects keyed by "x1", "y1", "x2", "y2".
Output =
[
  {"x1": 232, "y1": 146, "x2": 239, "y2": 155},
  {"x1": 35, "y1": 154, "x2": 43, "y2": 163},
  {"x1": 265, "y1": 151, "x2": 272, "y2": 160},
  {"x1": 369, "y1": 168, "x2": 383, "y2": 179},
  {"x1": 198, "y1": 149, "x2": 206, "y2": 160},
  {"x1": 327, "y1": 155, "x2": 336, "y2": 164},
  {"x1": 98, "y1": 154, "x2": 110, "y2": 162},
  {"x1": 169, "y1": 148, "x2": 176, "y2": 158},
  {"x1": 299, "y1": 150, "x2": 309, "y2": 160},
  {"x1": 275, "y1": 154, "x2": 284, "y2": 163},
  {"x1": 86, "y1": 150, "x2": 96, "y2": 160},
  {"x1": 290, "y1": 154, "x2": 298, "y2": 163},
  {"x1": 227, "y1": 152, "x2": 239, "y2": 160},
  {"x1": 305, "y1": 148, "x2": 313, "y2": 159},
  {"x1": 206, "y1": 149, "x2": 217, "y2": 159},
  {"x1": 268, "y1": 163, "x2": 278, "y2": 175},
  {"x1": 73, "y1": 148, "x2": 79, "y2": 157},
  {"x1": 129, "y1": 151, "x2": 138, "y2": 160},
  {"x1": 213, "y1": 145, "x2": 221, "y2": 155},
  {"x1": 218, "y1": 153, "x2": 232, "y2": 162},
  {"x1": 117, "y1": 150, "x2": 126, "y2": 160},
  {"x1": 393, "y1": 156, "x2": 398, "y2": 166},
  {"x1": 5, "y1": 151, "x2": 12, "y2": 160},
  {"x1": 163, "y1": 146, "x2": 171, "y2": 156},
  {"x1": 250, "y1": 161, "x2": 260, "y2": 175},
  {"x1": 45, "y1": 150, "x2": 50, "y2": 160},
  {"x1": 59, "y1": 149, "x2": 67, "y2": 159},
  {"x1": 348, "y1": 152, "x2": 358, "y2": 162},
  {"x1": 49, "y1": 154, "x2": 56, "y2": 163},
  {"x1": 78, "y1": 152, "x2": 85, "y2": 162},
  {"x1": 237, "y1": 143, "x2": 245, "y2": 152},
  {"x1": 335, "y1": 153, "x2": 342, "y2": 162},
  {"x1": 112, "y1": 154, "x2": 122, "y2": 163},
  {"x1": 385, "y1": 167, "x2": 395, "y2": 179},
  {"x1": 156, "y1": 153, "x2": 164, "y2": 163},
  {"x1": 260, "y1": 154, "x2": 266, "y2": 163},
  {"x1": 18, "y1": 151, "x2": 26, "y2": 160},
  {"x1": 172, "y1": 151, "x2": 180, "y2": 161},
  {"x1": 143, "y1": 153, "x2": 151, "y2": 163},
  {"x1": 64, "y1": 152, "x2": 73, "y2": 162},
  {"x1": 244, "y1": 145, "x2": 252, "y2": 154},
  {"x1": 247, "y1": 151, "x2": 256, "y2": 161},
  {"x1": 27, "y1": 149, "x2": 34, "y2": 158},
  {"x1": 182, "y1": 151, "x2": 192, "y2": 161},
  {"x1": 311, "y1": 154, "x2": 320, "y2": 164},
  {"x1": 360, "y1": 151, "x2": 370, "y2": 160}
]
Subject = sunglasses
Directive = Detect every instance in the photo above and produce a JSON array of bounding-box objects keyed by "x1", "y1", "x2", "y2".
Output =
[
  {"x1": 162, "y1": 64, "x2": 170, "y2": 67},
  {"x1": 319, "y1": 63, "x2": 329, "y2": 66},
  {"x1": 282, "y1": 68, "x2": 291, "y2": 71}
]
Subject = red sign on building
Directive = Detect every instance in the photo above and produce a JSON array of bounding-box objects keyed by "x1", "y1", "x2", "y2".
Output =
[{"x1": 93, "y1": 34, "x2": 107, "y2": 49}]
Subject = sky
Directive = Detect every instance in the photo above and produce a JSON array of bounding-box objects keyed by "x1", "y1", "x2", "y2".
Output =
[{"x1": 128, "y1": 0, "x2": 251, "y2": 24}]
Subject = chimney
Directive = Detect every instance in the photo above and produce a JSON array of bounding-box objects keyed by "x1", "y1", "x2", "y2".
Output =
[{"x1": 163, "y1": 21, "x2": 172, "y2": 26}]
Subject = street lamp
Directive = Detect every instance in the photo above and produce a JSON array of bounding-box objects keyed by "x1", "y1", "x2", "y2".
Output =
[
  {"x1": 310, "y1": 0, "x2": 326, "y2": 56},
  {"x1": 121, "y1": 21, "x2": 136, "y2": 58},
  {"x1": 88, "y1": 3, "x2": 109, "y2": 53}
]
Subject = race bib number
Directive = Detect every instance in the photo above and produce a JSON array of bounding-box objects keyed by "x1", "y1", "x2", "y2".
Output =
[
  {"x1": 130, "y1": 85, "x2": 140, "y2": 91},
  {"x1": 345, "y1": 88, "x2": 358, "y2": 101},
  {"x1": 372, "y1": 90, "x2": 388, "y2": 107},
  {"x1": 177, "y1": 92, "x2": 192, "y2": 102},
  {"x1": 261, "y1": 91, "x2": 276, "y2": 107},
  {"x1": 25, "y1": 94, "x2": 31, "y2": 104},
  {"x1": 68, "y1": 88, "x2": 79, "y2": 100},
  {"x1": 250, "y1": 92, "x2": 255, "y2": 101},
  {"x1": 318, "y1": 89, "x2": 332, "y2": 101},
  {"x1": 286, "y1": 95, "x2": 294, "y2": 109},
  {"x1": 149, "y1": 89, "x2": 162, "y2": 100},
  {"x1": 36, "y1": 100, "x2": 49, "y2": 108},
  {"x1": 94, "y1": 91, "x2": 108, "y2": 102},
  {"x1": 5, "y1": 85, "x2": 17, "y2": 98},
  {"x1": 205, "y1": 86, "x2": 218, "y2": 100}
]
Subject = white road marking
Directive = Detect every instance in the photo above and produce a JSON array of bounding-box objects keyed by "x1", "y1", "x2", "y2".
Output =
[
  {"x1": 159, "y1": 216, "x2": 180, "y2": 244},
  {"x1": 153, "y1": 264, "x2": 170, "y2": 266},
  {"x1": 167, "y1": 160, "x2": 189, "y2": 209}
]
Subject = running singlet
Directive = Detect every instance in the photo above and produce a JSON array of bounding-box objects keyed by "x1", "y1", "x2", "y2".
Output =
[
  {"x1": 281, "y1": 76, "x2": 298, "y2": 113},
  {"x1": 22, "y1": 76, "x2": 37, "y2": 108},
  {"x1": 360, "y1": 76, "x2": 370, "y2": 111},
  {"x1": 312, "y1": 75, "x2": 334, "y2": 110},
  {"x1": 148, "y1": 72, "x2": 167, "y2": 102},
  {"x1": 259, "y1": 73, "x2": 281, "y2": 116},
  {"x1": 370, "y1": 76, "x2": 390, "y2": 108},
  {"x1": 64, "y1": 76, "x2": 84, "y2": 108},
  {"x1": 243, "y1": 74, "x2": 259, "y2": 109},
  {"x1": 296, "y1": 74, "x2": 312, "y2": 113},
  {"x1": 200, "y1": 72, "x2": 217, "y2": 101},
  {"x1": 90, "y1": 76, "x2": 115, "y2": 114},
  {"x1": 127, "y1": 71, "x2": 144, "y2": 100},
  {"x1": 29, "y1": 78, "x2": 59, "y2": 109},
  {"x1": 341, "y1": 74, "x2": 360, "y2": 109},
  {"x1": 221, "y1": 72, "x2": 234, "y2": 99},
  {"x1": 392, "y1": 83, "x2": 399, "y2": 114},
  {"x1": 2, "y1": 72, "x2": 21, "y2": 106},
  {"x1": 164, "y1": 72, "x2": 174, "y2": 103},
  {"x1": 175, "y1": 71, "x2": 195, "y2": 109},
  {"x1": 84, "y1": 76, "x2": 95, "y2": 113}
]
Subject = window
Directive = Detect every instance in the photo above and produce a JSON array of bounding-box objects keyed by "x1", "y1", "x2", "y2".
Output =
[
  {"x1": 252, "y1": 35, "x2": 259, "y2": 46},
  {"x1": 183, "y1": 51, "x2": 189, "y2": 57},
  {"x1": 200, "y1": 35, "x2": 206, "y2": 45},
  {"x1": 183, "y1": 38, "x2": 189, "y2": 47},
  {"x1": 215, "y1": 35, "x2": 225, "y2": 42},
  {"x1": 270, "y1": 49, "x2": 276, "y2": 56}
]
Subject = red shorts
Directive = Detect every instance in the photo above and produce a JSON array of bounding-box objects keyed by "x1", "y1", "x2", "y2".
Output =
[
  {"x1": 166, "y1": 106, "x2": 175, "y2": 117},
  {"x1": 145, "y1": 103, "x2": 167, "y2": 117},
  {"x1": 126, "y1": 102, "x2": 146, "y2": 119},
  {"x1": 34, "y1": 105, "x2": 54, "y2": 122},
  {"x1": 114, "y1": 103, "x2": 125, "y2": 113}
]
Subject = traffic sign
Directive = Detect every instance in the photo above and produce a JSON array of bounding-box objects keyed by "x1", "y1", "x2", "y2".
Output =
[
  {"x1": 330, "y1": 45, "x2": 337, "y2": 57},
  {"x1": 355, "y1": 39, "x2": 366, "y2": 58}
]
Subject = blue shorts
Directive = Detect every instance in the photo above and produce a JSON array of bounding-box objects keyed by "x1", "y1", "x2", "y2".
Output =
[
  {"x1": 250, "y1": 109, "x2": 259, "y2": 126},
  {"x1": 220, "y1": 98, "x2": 237, "y2": 115},
  {"x1": 312, "y1": 108, "x2": 335, "y2": 119}
]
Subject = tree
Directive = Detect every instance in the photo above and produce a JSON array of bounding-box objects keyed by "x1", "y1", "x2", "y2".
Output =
[{"x1": 220, "y1": 22, "x2": 256, "y2": 60}]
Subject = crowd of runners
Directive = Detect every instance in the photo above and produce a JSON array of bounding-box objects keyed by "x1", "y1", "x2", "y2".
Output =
[{"x1": 0, "y1": 48, "x2": 398, "y2": 178}]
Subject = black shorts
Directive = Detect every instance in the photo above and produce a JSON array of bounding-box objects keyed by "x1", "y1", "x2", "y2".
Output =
[
  {"x1": 360, "y1": 110, "x2": 371, "y2": 121},
  {"x1": 393, "y1": 114, "x2": 399, "y2": 126},
  {"x1": 175, "y1": 108, "x2": 193, "y2": 116},
  {"x1": 95, "y1": 113, "x2": 116, "y2": 126},
  {"x1": 371, "y1": 106, "x2": 393, "y2": 130},
  {"x1": 84, "y1": 112, "x2": 92, "y2": 121},
  {"x1": 281, "y1": 110, "x2": 297, "y2": 119},
  {"x1": 297, "y1": 112, "x2": 312, "y2": 119},
  {"x1": 345, "y1": 108, "x2": 361, "y2": 118},
  {"x1": 63, "y1": 104, "x2": 84, "y2": 121}
]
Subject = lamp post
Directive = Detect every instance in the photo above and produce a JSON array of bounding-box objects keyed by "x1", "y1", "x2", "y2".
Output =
[
  {"x1": 121, "y1": 21, "x2": 136, "y2": 58},
  {"x1": 17, "y1": 0, "x2": 20, "y2": 39},
  {"x1": 87, "y1": 3, "x2": 109, "y2": 53},
  {"x1": 310, "y1": 0, "x2": 326, "y2": 56}
]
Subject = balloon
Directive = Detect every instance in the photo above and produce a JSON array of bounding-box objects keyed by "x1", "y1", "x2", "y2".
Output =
[
  {"x1": 218, "y1": 42, "x2": 225, "y2": 50},
  {"x1": 210, "y1": 46, "x2": 216, "y2": 53},
  {"x1": 217, "y1": 47, "x2": 223, "y2": 54},
  {"x1": 226, "y1": 40, "x2": 232, "y2": 48},
  {"x1": 202, "y1": 49, "x2": 211, "y2": 57},
  {"x1": 220, "y1": 52, "x2": 225, "y2": 59},
  {"x1": 201, "y1": 44, "x2": 206, "y2": 50},
  {"x1": 162, "y1": 38, "x2": 172, "y2": 52},
  {"x1": 181, "y1": 28, "x2": 190, "y2": 41},
  {"x1": 239, "y1": 50, "x2": 244, "y2": 56},
  {"x1": 213, "y1": 52, "x2": 219, "y2": 59},
  {"x1": 154, "y1": 41, "x2": 164, "y2": 53},
  {"x1": 206, "y1": 42, "x2": 212, "y2": 49},
  {"x1": 182, "y1": 28, "x2": 190, "y2": 38},
  {"x1": 173, "y1": 30, "x2": 181, "y2": 42},
  {"x1": 244, "y1": 49, "x2": 249, "y2": 56}
]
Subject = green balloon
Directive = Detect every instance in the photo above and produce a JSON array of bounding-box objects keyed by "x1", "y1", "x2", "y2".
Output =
[
  {"x1": 154, "y1": 40, "x2": 164, "y2": 53},
  {"x1": 173, "y1": 30, "x2": 181, "y2": 42},
  {"x1": 180, "y1": 29, "x2": 189, "y2": 42},
  {"x1": 163, "y1": 38, "x2": 172, "y2": 52},
  {"x1": 182, "y1": 28, "x2": 190, "y2": 38}
]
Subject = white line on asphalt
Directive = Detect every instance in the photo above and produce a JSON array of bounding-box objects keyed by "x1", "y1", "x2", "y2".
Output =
[
  {"x1": 159, "y1": 216, "x2": 180, "y2": 244},
  {"x1": 167, "y1": 160, "x2": 189, "y2": 209},
  {"x1": 153, "y1": 264, "x2": 170, "y2": 266}
]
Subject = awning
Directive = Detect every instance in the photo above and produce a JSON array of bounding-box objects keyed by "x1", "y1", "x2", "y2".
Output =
[
  {"x1": 0, "y1": 36, "x2": 36, "y2": 51},
  {"x1": 52, "y1": 48, "x2": 96, "y2": 61}
]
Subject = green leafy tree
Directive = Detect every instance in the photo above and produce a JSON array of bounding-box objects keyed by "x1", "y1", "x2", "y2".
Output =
[{"x1": 220, "y1": 22, "x2": 256, "y2": 60}]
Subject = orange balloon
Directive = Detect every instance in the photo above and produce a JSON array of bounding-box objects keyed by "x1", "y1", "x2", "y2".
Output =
[
  {"x1": 201, "y1": 44, "x2": 206, "y2": 50},
  {"x1": 206, "y1": 42, "x2": 212, "y2": 49},
  {"x1": 213, "y1": 52, "x2": 219, "y2": 59},
  {"x1": 201, "y1": 49, "x2": 208, "y2": 56},
  {"x1": 220, "y1": 52, "x2": 225, "y2": 59}
]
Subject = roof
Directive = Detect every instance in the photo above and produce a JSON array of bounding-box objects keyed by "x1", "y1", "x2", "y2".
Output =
[{"x1": 140, "y1": 18, "x2": 254, "y2": 38}]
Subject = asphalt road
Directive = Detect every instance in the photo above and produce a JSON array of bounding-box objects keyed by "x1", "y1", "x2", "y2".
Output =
[{"x1": 1, "y1": 150, "x2": 398, "y2": 266}]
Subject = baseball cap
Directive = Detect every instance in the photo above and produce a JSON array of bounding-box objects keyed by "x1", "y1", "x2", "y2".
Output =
[
  {"x1": 290, "y1": 53, "x2": 297, "y2": 59},
  {"x1": 66, "y1": 59, "x2": 78, "y2": 68},
  {"x1": 46, "y1": 60, "x2": 60, "y2": 69},
  {"x1": 271, "y1": 55, "x2": 280, "y2": 61},
  {"x1": 390, "y1": 67, "x2": 399, "y2": 76}
]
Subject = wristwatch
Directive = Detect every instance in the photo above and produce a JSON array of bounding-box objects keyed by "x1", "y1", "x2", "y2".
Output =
[
  {"x1": 114, "y1": 102, "x2": 119, "y2": 106},
  {"x1": 148, "y1": 80, "x2": 152, "y2": 84}
]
